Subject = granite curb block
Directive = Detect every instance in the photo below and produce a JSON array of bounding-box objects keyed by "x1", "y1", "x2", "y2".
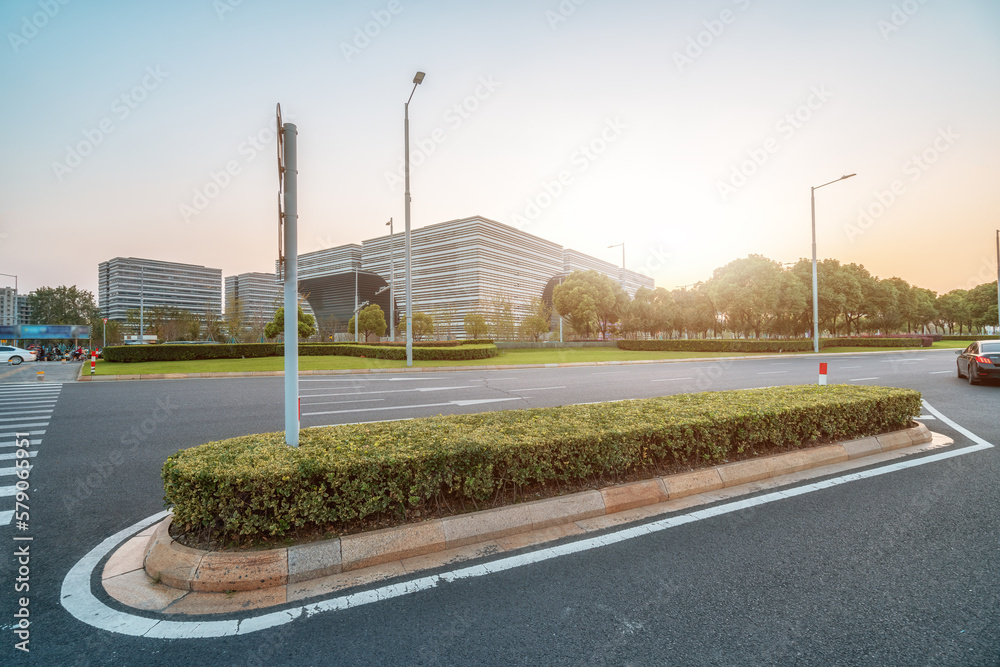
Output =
[
  {"x1": 141, "y1": 422, "x2": 931, "y2": 594},
  {"x1": 74, "y1": 348, "x2": 956, "y2": 381}
]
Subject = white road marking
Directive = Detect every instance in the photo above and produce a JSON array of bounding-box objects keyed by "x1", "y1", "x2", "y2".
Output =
[
  {"x1": 841, "y1": 366, "x2": 861, "y2": 369},
  {"x1": 848, "y1": 377, "x2": 880, "y2": 382},
  {"x1": 61, "y1": 400, "x2": 994, "y2": 639},
  {"x1": 300, "y1": 377, "x2": 446, "y2": 383},
  {"x1": 0, "y1": 451, "x2": 37, "y2": 461},
  {"x1": 0, "y1": 465, "x2": 31, "y2": 475},
  {"x1": 916, "y1": 415, "x2": 936, "y2": 420},
  {"x1": 0, "y1": 510, "x2": 12, "y2": 525},
  {"x1": 303, "y1": 397, "x2": 522, "y2": 416},
  {"x1": 0, "y1": 412, "x2": 52, "y2": 422},
  {"x1": 756, "y1": 371, "x2": 788, "y2": 375},
  {"x1": 510, "y1": 386, "x2": 566, "y2": 392},
  {"x1": 591, "y1": 371, "x2": 627, "y2": 375},
  {"x1": 0, "y1": 439, "x2": 41, "y2": 448},
  {"x1": 300, "y1": 386, "x2": 474, "y2": 398},
  {"x1": 299, "y1": 399, "x2": 384, "y2": 407},
  {"x1": 0, "y1": 429, "x2": 45, "y2": 438},
  {"x1": 929, "y1": 371, "x2": 952, "y2": 375},
  {"x1": 650, "y1": 377, "x2": 693, "y2": 382}
]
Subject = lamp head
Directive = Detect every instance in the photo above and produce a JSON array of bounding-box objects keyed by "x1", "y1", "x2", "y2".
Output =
[{"x1": 413, "y1": 72, "x2": 425, "y2": 85}]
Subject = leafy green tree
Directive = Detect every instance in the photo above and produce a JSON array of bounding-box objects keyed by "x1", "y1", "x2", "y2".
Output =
[
  {"x1": 399, "y1": 311, "x2": 434, "y2": 340},
  {"x1": 553, "y1": 271, "x2": 625, "y2": 340},
  {"x1": 486, "y1": 294, "x2": 516, "y2": 341},
  {"x1": 463, "y1": 313, "x2": 488, "y2": 339},
  {"x1": 27, "y1": 285, "x2": 99, "y2": 324},
  {"x1": 347, "y1": 304, "x2": 387, "y2": 342},
  {"x1": 264, "y1": 305, "x2": 317, "y2": 340},
  {"x1": 519, "y1": 297, "x2": 552, "y2": 341},
  {"x1": 707, "y1": 255, "x2": 784, "y2": 338}
]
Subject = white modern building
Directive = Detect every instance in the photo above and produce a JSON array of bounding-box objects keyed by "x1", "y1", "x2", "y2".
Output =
[
  {"x1": 285, "y1": 216, "x2": 654, "y2": 337},
  {"x1": 224, "y1": 272, "x2": 313, "y2": 326},
  {"x1": 98, "y1": 257, "x2": 222, "y2": 321}
]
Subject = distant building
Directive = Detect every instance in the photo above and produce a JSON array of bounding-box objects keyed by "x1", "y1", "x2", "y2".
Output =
[
  {"x1": 98, "y1": 257, "x2": 222, "y2": 321},
  {"x1": 0, "y1": 288, "x2": 31, "y2": 326},
  {"x1": 224, "y1": 272, "x2": 313, "y2": 326},
  {"x1": 276, "y1": 216, "x2": 654, "y2": 337}
]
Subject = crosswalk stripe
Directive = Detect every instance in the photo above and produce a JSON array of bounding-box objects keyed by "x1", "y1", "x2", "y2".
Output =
[
  {"x1": 0, "y1": 440, "x2": 42, "y2": 448},
  {"x1": 0, "y1": 486, "x2": 19, "y2": 497},
  {"x1": 0, "y1": 511, "x2": 12, "y2": 525},
  {"x1": 0, "y1": 450, "x2": 38, "y2": 461},
  {"x1": 0, "y1": 465, "x2": 30, "y2": 475},
  {"x1": 0, "y1": 413, "x2": 53, "y2": 422},
  {"x1": 0, "y1": 430, "x2": 44, "y2": 438}
]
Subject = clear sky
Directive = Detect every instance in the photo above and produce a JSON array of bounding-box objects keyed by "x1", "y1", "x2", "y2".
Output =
[{"x1": 2, "y1": 0, "x2": 998, "y2": 297}]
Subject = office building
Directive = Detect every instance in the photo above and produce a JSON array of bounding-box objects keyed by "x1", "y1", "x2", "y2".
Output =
[
  {"x1": 0, "y1": 288, "x2": 31, "y2": 326},
  {"x1": 224, "y1": 272, "x2": 313, "y2": 326},
  {"x1": 98, "y1": 257, "x2": 222, "y2": 321}
]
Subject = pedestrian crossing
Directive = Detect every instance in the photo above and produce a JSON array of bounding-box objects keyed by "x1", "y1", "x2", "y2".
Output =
[{"x1": 0, "y1": 383, "x2": 63, "y2": 526}]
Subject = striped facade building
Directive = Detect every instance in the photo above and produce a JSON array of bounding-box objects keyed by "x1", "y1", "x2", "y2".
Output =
[
  {"x1": 98, "y1": 257, "x2": 222, "y2": 321},
  {"x1": 289, "y1": 216, "x2": 654, "y2": 338}
]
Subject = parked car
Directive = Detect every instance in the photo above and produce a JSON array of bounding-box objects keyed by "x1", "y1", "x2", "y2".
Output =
[
  {"x1": 956, "y1": 340, "x2": 1000, "y2": 385},
  {"x1": 0, "y1": 345, "x2": 37, "y2": 365}
]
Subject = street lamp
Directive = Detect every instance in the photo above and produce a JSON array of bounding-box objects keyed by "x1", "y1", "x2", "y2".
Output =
[
  {"x1": 0, "y1": 273, "x2": 16, "y2": 327},
  {"x1": 995, "y1": 229, "x2": 999, "y2": 333},
  {"x1": 386, "y1": 218, "x2": 394, "y2": 341},
  {"x1": 404, "y1": 71, "x2": 425, "y2": 367},
  {"x1": 608, "y1": 243, "x2": 625, "y2": 287},
  {"x1": 811, "y1": 173, "x2": 856, "y2": 353}
]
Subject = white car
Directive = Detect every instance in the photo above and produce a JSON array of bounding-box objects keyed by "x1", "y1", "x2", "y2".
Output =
[{"x1": 0, "y1": 346, "x2": 37, "y2": 365}]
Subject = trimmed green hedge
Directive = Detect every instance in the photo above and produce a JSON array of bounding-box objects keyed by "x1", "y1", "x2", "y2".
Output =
[
  {"x1": 102, "y1": 342, "x2": 497, "y2": 363},
  {"x1": 163, "y1": 385, "x2": 921, "y2": 542},
  {"x1": 617, "y1": 337, "x2": 920, "y2": 353},
  {"x1": 941, "y1": 335, "x2": 997, "y2": 342}
]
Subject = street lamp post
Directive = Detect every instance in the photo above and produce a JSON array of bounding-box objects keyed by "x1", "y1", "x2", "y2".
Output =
[
  {"x1": 354, "y1": 267, "x2": 359, "y2": 343},
  {"x1": 811, "y1": 173, "x2": 856, "y2": 353},
  {"x1": 386, "y1": 218, "x2": 394, "y2": 341},
  {"x1": 995, "y1": 229, "x2": 999, "y2": 333},
  {"x1": 139, "y1": 265, "x2": 144, "y2": 344},
  {"x1": 608, "y1": 243, "x2": 625, "y2": 287},
  {"x1": 404, "y1": 71, "x2": 425, "y2": 367},
  {"x1": 0, "y1": 273, "x2": 16, "y2": 327}
]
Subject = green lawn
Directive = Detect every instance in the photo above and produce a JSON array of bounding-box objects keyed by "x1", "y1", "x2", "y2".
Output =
[{"x1": 90, "y1": 341, "x2": 971, "y2": 376}]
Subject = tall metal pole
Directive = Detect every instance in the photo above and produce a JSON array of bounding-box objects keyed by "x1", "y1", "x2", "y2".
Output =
[
  {"x1": 810, "y1": 173, "x2": 856, "y2": 354},
  {"x1": 811, "y1": 187, "x2": 819, "y2": 354},
  {"x1": 282, "y1": 122, "x2": 299, "y2": 447},
  {"x1": 387, "y1": 218, "x2": 394, "y2": 341},
  {"x1": 404, "y1": 72, "x2": 424, "y2": 366},
  {"x1": 354, "y1": 268, "x2": 359, "y2": 342},
  {"x1": 139, "y1": 266, "x2": 144, "y2": 344},
  {"x1": 996, "y1": 229, "x2": 999, "y2": 333}
]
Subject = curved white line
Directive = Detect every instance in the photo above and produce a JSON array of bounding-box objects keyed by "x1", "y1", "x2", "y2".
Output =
[{"x1": 61, "y1": 402, "x2": 994, "y2": 639}]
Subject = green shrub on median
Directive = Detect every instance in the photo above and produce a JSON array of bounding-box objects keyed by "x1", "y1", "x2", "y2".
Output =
[{"x1": 162, "y1": 385, "x2": 920, "y2": 543}]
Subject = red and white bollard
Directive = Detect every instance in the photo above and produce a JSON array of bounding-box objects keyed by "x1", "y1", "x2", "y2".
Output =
[
  {"x1": 90, "y1": 351, "x2": 97, "y2": 375},
  {"x1": 818, "y1": 362, "x2": 828, "y2": 386}
]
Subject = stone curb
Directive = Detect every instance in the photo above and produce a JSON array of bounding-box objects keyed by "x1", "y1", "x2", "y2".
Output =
[
  {"x1": 75, "y1": 348, "x2": 956, "y2": 381},
  {"x1": 140, "y1": 422, "x2": 931, "y2": 593}
]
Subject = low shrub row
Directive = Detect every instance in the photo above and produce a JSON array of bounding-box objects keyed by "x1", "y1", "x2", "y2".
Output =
[
  {"x1": 941, "y1": 335, "x2": 997, "y2": 342},
  {"x1": 616, "y1": 337, "x2": 920, "y2": 353},
  {"x1": 102, "y1": 341, "x2": 497, "y2": 363},
  {"x1": 163, "y1": 385, "x2": 921, "y2": 542}
]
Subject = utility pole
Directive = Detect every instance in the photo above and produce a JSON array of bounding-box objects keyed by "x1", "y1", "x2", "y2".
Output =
[{"x1": 281, "y1": 118, "x2": 299, "y2": 447}]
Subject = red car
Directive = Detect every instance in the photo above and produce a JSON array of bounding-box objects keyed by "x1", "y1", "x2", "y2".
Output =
[{"x1": 956, "y1": 340, "x2": 1000, "y2": 385}]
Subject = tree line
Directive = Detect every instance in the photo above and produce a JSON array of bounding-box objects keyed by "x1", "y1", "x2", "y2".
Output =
[{"x1": 552, "y1": 257, "x2": 999, "y2": 340}]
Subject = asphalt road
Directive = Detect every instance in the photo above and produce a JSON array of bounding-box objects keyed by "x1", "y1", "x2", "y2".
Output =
[{"x1": 1, "y1": 349, "x2": 997, "y2": 666}]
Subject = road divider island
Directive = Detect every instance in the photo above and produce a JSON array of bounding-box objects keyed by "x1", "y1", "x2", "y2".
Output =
[{"x1": 161, "y1": 384, "x2": 921, "y2": 550}]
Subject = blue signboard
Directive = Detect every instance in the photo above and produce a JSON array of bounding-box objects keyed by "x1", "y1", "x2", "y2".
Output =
[{"x1": 0, "y1": 325, "x2": 90, "y2": 339}]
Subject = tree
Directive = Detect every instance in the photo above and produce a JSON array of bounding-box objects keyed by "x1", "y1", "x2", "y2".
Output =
[
  {"x1": 486, "y1": 294, "x2": 516, "y2": 341},
  {"x1": 400, "y1": 311, "x2": 434, "y2": 340},
  {"x1": 224, "y1": 297, "x2": 246, "y2": 342},
  {"x1": 27, "y1": 285, "x2": 98, "y2": 325},
  {"x1": 463, "y1": 313, "x2": 488, "y2": 339},
  {"x1": 520, "y1": 297, "x2": 551, "y2": 341},
  {"x1": 552, "y1": 271, "x2": 625, "y2": 340},
  {"x1": 347, "y1": 304, "x2": 387, "y2": 342},
  {"x1": 264, "y1": 305, "x2": 317, "y2": 340},
  {"x1": 707, "y1": 255, "x2": 785, "y2": 338}
]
